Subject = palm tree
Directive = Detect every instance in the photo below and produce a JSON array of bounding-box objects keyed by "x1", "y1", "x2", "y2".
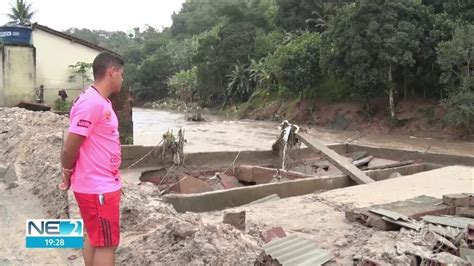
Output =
[{"x1": 8, "y1": 0, "x2": 36, "y2": 25}]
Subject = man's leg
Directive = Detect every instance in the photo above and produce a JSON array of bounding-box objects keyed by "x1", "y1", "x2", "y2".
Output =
[
  {"x1": 83, "y1": 234, "x2": 96, "y2": 266},
  {"x1": 93, "y1": 246, "x2": 117, "y2": 266}
]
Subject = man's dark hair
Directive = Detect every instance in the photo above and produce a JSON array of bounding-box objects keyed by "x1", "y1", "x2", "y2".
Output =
[{"x1": 92, "y1": 52, "x2": 124, "y2": 80}]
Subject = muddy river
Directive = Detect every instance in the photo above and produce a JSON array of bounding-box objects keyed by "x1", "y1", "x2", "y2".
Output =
[{"x1": 133, "y1": 108, "x2": 474, "y2": 156}]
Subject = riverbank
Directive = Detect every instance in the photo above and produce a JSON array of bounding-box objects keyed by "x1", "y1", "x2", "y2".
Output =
[{"x1": 141, "y1": 96, "x2": 471, "y2": 142}]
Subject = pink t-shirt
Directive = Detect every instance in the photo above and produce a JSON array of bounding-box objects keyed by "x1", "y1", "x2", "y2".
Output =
[{"x1": 68, "y1": 86, "x2": 122, "y2": 194}]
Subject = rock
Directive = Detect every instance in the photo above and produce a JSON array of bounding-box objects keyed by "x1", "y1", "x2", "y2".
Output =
[
  {"x1": 7, "y1": 182, "x2": 18, "y2": 189},
  {"x1": 68, "y1": 254, "x2": 78, "y2": 260},
  {"x1": 0, "y1": 163, "x2": 7, "y2": 181},
  {"x1": 4, "y1": 164, "x2": 17, "y2": 186},
  {"x1": 223, "y1": 211, "x2": 246, "y2": 230},
  {"x1": 167, "y1": 221, "x2": 197, "y2": 239}
]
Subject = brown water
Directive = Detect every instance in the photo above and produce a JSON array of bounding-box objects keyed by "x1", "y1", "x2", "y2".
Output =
[{"x1": 133, "y1": 108, "x2": 474, "y2": 156}]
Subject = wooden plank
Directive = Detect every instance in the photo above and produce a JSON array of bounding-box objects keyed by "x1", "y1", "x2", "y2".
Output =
[{"x1": 297, "y1": 134, "x2": 374, "y2": 184}]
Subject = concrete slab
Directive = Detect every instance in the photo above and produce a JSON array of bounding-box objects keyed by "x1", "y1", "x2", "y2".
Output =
[
  {"x1": 319, "y1": 166, "x2": 474, "y2": 208},
  {"x1": 297, "y1": 134, "x2": 375, "y2": 184}
]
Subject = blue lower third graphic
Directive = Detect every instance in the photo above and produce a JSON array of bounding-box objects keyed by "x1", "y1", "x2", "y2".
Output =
[
  {"x1": 26, "y1": 219, "x2": 83, "y2": 248},
  {"x1": 26, "y1": 237, "x2": 83, "y2": 248}
]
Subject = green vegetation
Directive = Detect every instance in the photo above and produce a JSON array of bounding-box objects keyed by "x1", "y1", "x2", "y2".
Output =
[
  {"x1": 53, "y1": 99, "x2": 72, "y2": 112},
  {"x1": 65, "y1": 0, "x2": 473, "y2": 132},
  {"x1": 7, "y1": 0, "x2": 36, "y2": 25}
]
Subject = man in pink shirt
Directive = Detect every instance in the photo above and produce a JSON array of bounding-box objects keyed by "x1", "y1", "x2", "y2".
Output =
[{"x1": 60, "y1": 52, "x2": 124, "y2": 266}]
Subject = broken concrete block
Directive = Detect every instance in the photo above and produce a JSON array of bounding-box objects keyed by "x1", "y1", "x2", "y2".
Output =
[
  {"x1": 443, "y1": 193, "x2": 474, "y2": 207},
  {"x1": 456, "y1": 207, "x2": 474, "y2": 218},
  {"x1": 4, "y1": 165, "x2": 17, "y2": 186},
  {"x1": 217, "y1": 173, "x2": 241, "y2": 189},
  {"x1": 223, "y1": 211, "x2": 246, "y2": 230},
  {"x1": 424, "y1": 231, "x2": 458, "y2": 254},
  {"x1": 352, "y1": 156, "x2": 374, "y2": 167},
  {"x1": 234, "y1": 166, "x2": 275, "y2": 184},
  {"x1": 252, "y1": 167, "x2": 275, "y2": 184},
  {"x1": 347, "y1": 151, "x2": 368, "y2": 161},
  {"x1": 234, "y1": 165, "x2": 254, "y2": 182},
  {"x1": 175, "y1": 176, "x2": 213, "y2": 194},
  {"x1": 260, "y1": 227, "x2": 287, "y2": 243},
  {"x1": 467, "y1": 224, "x2": 474, "y2": 248}
]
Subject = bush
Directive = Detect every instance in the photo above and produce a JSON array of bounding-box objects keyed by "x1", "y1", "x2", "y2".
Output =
[
  {"x1": 442, "y1": 77, "x2": 474, "y2": 136},
  {"x1": 53, "y1": 99, "x2": 72, "y2": 112}
]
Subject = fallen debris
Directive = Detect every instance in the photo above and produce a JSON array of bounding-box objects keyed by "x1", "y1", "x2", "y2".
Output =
[
  {"x1": 346, "y1": 196, "x2": 454, "y2": 231},
  {"x1": 352, "y1": 156, "x2": 374, "y2": 167},
  {"x1": 297, "y1": 133, "x2": 374, "y2": 184},
  {"x1": 172, "y1": 176, "x2": 213, "y2": 194},
  {"x1": 258, "y1": 235, "x2": 334, "y2": 265},
  {"x1": 260, "y1": 227, "x2": 287, "y2": 244},
  {"x1": 443, "y1": 193, "x2": 474, "y2": 207},
  {"x1": 223, "y1": 211, "x2": 246, "y2": 230},
  {"x1": 216, "y1": 172, "x2": 241, "y2": 189},
  {"x1": 423, "y1": 215, "x2": 474, "y2": 229},
  {"x1": 460, "y1": 247, "x2": 474, "y2": 264},
  {"x1": 456, "y1": 207, "x2": 474, "y2": 218},
  {"x1": 363, "y1": 160, "x2": 417, "y2": 171},
  {"x1": 423, "y1": 230, "x2": 458, "y2": 254}
]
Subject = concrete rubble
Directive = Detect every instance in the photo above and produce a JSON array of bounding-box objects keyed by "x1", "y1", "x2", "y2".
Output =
[{"x1": 2, "y1": 106, "x2": 474, "y2": 265}]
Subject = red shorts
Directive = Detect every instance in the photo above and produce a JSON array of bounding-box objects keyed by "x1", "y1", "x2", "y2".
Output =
[{"x1": 74, "y1": 189, "x2": 121, "y2": 247}]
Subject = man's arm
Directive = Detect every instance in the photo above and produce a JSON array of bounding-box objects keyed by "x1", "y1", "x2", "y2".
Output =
[{"x1": 59, "y1": 133, "x2": 85, "y2": 190}]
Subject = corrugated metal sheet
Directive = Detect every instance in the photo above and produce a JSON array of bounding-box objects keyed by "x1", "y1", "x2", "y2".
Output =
[
  {"x1": 423, "y1": 215, "x2": 474, "y2": 229},
  {"x1": 369, "y1": 208, "x2": 409, "y2": 221},
  {"x1": 263, "y1": 235, "x2": 334, "y2": 265}
]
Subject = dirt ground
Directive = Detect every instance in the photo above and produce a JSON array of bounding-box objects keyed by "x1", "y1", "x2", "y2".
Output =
[
  {"x1": 1, "y1": 107, "x2": 472, "y2": 265},
  {"x1": 0, "y1": 108, "x2": 261, "y2": 265}
]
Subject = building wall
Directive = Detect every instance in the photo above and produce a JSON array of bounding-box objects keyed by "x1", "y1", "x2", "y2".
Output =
[
  {"x1": 0, "y1": 48, "x2": 4, "y2": 106},
  {"x1": 32, "y1": 29, "x2": 99, "y2": 106},
  {"x1": 0, "y1": 45, "x2": 36, "y2": 106}
]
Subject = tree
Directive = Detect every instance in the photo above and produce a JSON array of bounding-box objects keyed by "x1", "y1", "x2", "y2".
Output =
[
  {"x1": 437, "y1": 24, "x2": 474, "y2": 90},
  {"x1": 322, "y1": 0, "x2": 426, "y2": 124},
  {"x1": 442, "y1": 77, "x2": 474, "y2": 137},
  {"x1": 168, "y1": 68, "x2": 198, "y2": 103},
  {"x1": 68, "y1": 62, "x2": 93, "y2": 89},
  {"x1": 8, "y1": 0, "x2": 36, "y2": 25},
  {"x1": 273, "y1": 31, "x2": 322, "y2": 94},
  {"x1": 226, "y1": 62, "x2": 256, "y2": 103}
]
